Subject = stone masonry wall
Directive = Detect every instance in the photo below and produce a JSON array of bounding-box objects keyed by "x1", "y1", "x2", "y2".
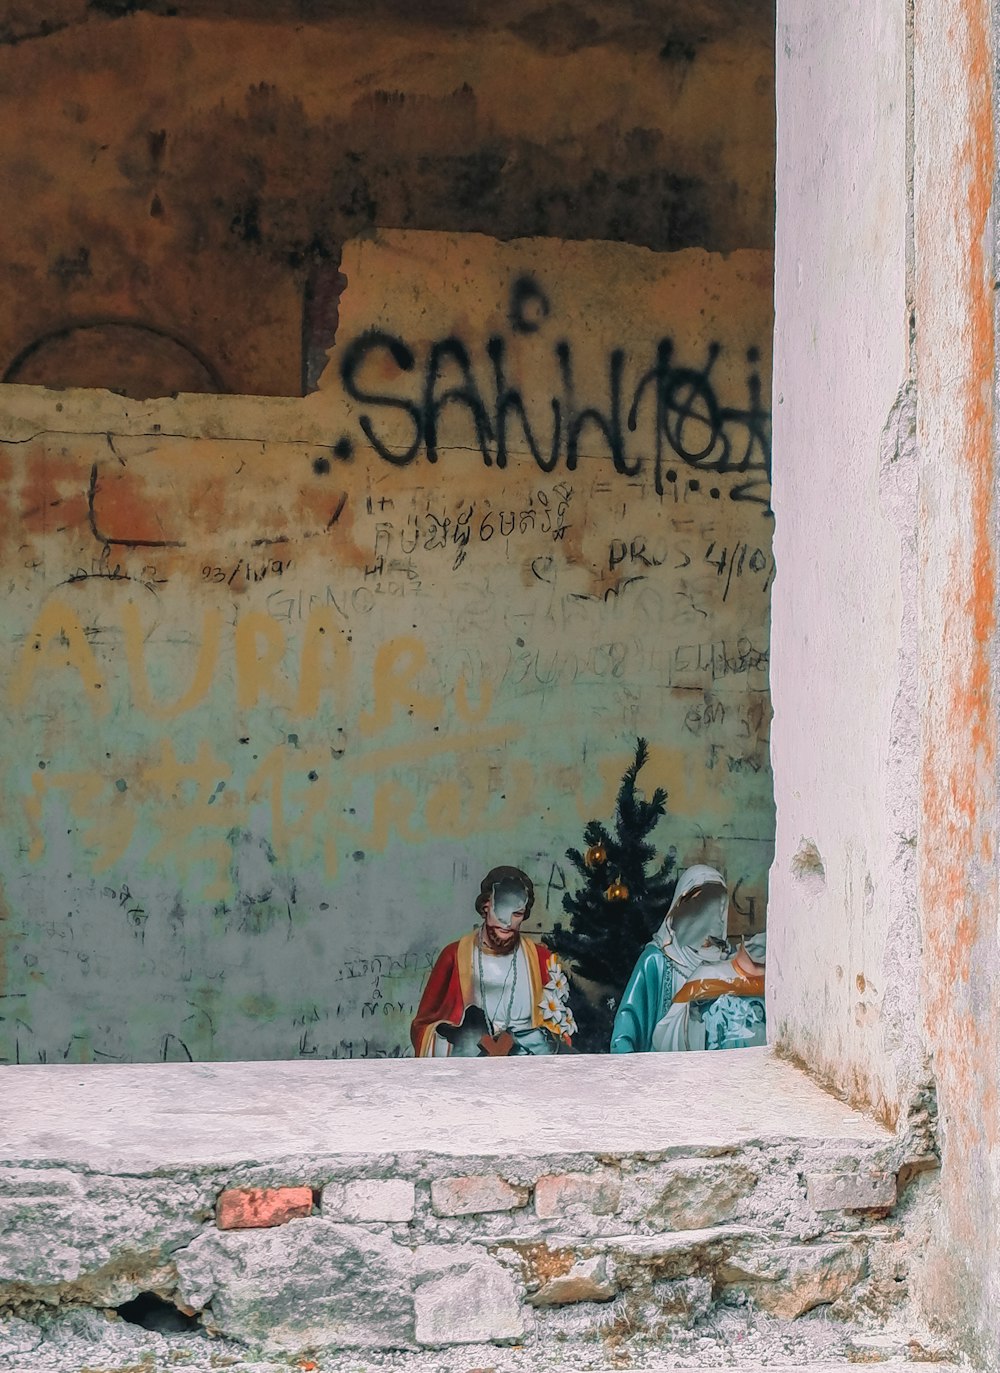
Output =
[{"x1": 0, "y1": 1138, "x2": 919, "y2": 1358}]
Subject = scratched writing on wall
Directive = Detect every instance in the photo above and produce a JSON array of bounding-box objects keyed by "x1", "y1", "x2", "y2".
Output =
[{"x1": 10, "y1": 597, "x2": 770, "y2": 900}]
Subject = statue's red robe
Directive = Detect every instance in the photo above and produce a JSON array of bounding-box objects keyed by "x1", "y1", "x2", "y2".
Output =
[{"x1": 411, "y1": 930, "x2": 563, "y2": 1056}]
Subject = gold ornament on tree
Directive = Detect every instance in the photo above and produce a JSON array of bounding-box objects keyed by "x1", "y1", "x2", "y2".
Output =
[
  {"x1": 584, "y1": 842, "x2": 607, "y2": 868},
  {"x1": 605, "y1": 876, "x2": 629, "y2": 902}
]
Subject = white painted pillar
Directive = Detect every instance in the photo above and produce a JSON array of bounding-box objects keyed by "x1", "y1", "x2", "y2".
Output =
[{"x1": 769, "y1": 1, "x2": 923, "y2": 1124}]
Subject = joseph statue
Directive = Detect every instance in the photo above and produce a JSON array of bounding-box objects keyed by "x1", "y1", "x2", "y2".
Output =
[{"x1": 411, "y1": 866, "x2": 575, "y2": 1056}]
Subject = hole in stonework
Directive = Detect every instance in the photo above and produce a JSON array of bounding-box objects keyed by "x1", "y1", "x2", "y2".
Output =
[{"x1": 115, "y1": 1292, "x2": 201, "y2": 1333}]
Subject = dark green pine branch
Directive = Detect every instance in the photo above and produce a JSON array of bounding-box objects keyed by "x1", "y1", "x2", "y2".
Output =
[{"x1": 551, "y1": 737, "x2": 676, "y2": 1052}]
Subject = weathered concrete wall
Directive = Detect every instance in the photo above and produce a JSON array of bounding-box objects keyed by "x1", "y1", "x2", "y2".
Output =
[
  {"x1": 773, "y1": 0, "x2": 1000, "y2": 1364},
  {"x1": 768, "y1": 1, "x2": 926, "y2": 1129},
  {"x1": 0, "y1": 1, "x2": 774, "y2": 398},
  {"x1": 910, "y1": 0, "x2": 1000, "y2": 1366},
  {"x1": 0, "y1": 230, "x2": 775, "y2": 1064}
]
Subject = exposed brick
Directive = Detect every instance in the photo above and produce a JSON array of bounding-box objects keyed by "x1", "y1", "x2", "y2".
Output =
[
  {"x1": 322, "y1": 1178, "x2": 415, "y2": 1222},
  {"x1": 534, "y1": 1170, "x2": 621, "y2": 1219},
  {"x1": 215, "y1": 1186, "x2": 313, "y2": 1230},
  {"x1": 431, "y1": 1175, "x2": 529, "y2": 1217},
  {"x1": 806, "y1": 1171, "x2": 897, "y2": 1212}
]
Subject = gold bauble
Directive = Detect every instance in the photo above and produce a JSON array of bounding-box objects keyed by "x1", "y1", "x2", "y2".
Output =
[
  {"x1": 584, "y1": 842, "x2": 607, "y2": 868},
  {"x1": 605, "y1": 877, "x2": 629, "y2": 902}
]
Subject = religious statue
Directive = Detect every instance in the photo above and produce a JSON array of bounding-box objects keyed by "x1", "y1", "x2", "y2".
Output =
[
  {"x1": 411, "y1": 866, "x2": 576, "y2": 1056},
  {"x1": 610, "y1": 863, "x2": 766, "y2": 1053}
]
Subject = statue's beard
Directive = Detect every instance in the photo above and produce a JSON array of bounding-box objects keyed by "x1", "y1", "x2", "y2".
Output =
[{"x1": 480, "y1": 922, "x2": 520, "y2": 954}]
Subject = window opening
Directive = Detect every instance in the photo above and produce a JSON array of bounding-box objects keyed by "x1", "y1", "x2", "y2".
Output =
[{"x1": 0, "y1": 0, "x2": 775, "y2": 1066}]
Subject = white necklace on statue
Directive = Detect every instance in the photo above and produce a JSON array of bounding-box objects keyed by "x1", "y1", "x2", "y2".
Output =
[{"x1": 477, "y1": 934, "x2": 519, "y2": 1034}]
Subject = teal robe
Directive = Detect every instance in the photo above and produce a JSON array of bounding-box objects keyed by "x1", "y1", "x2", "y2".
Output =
[
  {"x1": 610, "y1": 943, "x2": 666, "y2": 1053},
  {"x1": 610, "y1": 942, "x2": 767, "y2": 1053}
]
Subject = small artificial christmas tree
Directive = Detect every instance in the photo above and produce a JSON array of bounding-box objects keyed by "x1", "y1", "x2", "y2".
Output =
[{"x1": 552, "y1": 738, "x2": 677, "y2": 1053}]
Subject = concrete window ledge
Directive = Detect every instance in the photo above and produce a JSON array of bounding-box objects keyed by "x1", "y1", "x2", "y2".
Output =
[
  {"x1": 0, "y1": 1046, "x2": 887, "y2": 1170},
  {"x1": 0, "y1": 1049, "x2": 933, "y2": 1364}
]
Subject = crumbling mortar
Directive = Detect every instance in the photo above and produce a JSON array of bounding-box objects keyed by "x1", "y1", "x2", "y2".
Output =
[
  {"x1": 0, "y1": 1251, "x2": 183, "y2": 1315},
  {"x1": 201, "y1": 1149, "x2": 626, "y2": 1193},
  {"x1": 2, "y1": 1141, "x2": 900, "y2": 1195},
  {"x1": 0, "y1": 1159, "x2": 225, "y2": 1182},
  {"x1": 0, "y1": 1149, "x2": 908, "y2": 1269},
  {"x1": 232, "y1": 1150, "x2": 404, "y2": 1186},
  {"x1": 0, "y1": 1143, "x2": 911, "y2": 1347},
  {"x1": 418, "y1": 1211, "x2": 537, "y2": 1244},
  {"x1": 408, "y1": 1178, "x2": 431, "y2": 1226}
]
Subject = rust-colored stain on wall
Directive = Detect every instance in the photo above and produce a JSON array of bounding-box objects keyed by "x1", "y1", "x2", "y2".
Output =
[
  {"x1": 916, "y1": 0, "x2": 1000, "y2": 1354},
  {"x1": 921, "y1": 0, "x2": 995, "y2": 1079}
]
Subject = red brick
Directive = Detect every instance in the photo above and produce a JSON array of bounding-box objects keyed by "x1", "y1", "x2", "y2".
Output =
[{"x1": 216, "y1": 1185, "x2": 313, "y2": 1230}]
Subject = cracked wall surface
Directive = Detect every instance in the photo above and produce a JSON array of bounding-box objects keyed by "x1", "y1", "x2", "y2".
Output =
[{"x1": 0, "y1": 229, "x2": 776, "y2": 1065}]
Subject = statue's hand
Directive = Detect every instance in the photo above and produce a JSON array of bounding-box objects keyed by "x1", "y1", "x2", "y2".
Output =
[
  {"x1": 690, "y1": 955, "x2": 740, "y2": 983},
  {"x1": 733, "y1": 944, "x2": 765, "y2": 977},
  {"x1": 437, "y1": 1005, "x2": 492, "y2": 1057}
]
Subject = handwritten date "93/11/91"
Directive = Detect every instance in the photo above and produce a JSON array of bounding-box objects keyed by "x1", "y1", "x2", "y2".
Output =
[{"x1": 337, "y1": 279, "x2": 771, "y2": 509}]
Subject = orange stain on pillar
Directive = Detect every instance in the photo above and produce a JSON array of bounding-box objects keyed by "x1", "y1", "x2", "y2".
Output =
[{"x1": 921, "y1": 0, "x2": 997, "y2": 998}]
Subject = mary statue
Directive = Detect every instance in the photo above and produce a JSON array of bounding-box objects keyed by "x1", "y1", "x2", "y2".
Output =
[{"x1": 610, "y1": 864, "x2": 766, "y2": 1053}]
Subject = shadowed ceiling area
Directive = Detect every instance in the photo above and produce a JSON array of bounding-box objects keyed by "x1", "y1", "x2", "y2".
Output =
[
  {"x1": 0, "y1": 0, "x2": 775, "y2": 396},
  {"x1": 2, "y1": 0, "x2": 774, "y2": 45}
]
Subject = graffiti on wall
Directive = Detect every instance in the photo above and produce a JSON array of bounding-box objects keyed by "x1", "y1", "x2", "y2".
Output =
[
  {"x1": 337, "y1": 274, "x2": 771, "y2": 508},
  {"x1": 0, "y1": 232, "x2": 775, "y2": 1064}
]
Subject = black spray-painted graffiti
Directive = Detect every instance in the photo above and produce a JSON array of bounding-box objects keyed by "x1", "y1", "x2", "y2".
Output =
[{"x1": 337, "y1": 276, "x2": 771, "y2": 509}]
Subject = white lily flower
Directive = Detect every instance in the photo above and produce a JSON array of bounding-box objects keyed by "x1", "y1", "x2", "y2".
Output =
[
  {"x1": 538, "y1": 987, "x2": 562, "y2": 1022},
  {"x1": 539, "y1": 983, "x2": 575, "y2": 1040},
  {"x1": 545, "y1": 965, "x2": 570, "y2": 998}
]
